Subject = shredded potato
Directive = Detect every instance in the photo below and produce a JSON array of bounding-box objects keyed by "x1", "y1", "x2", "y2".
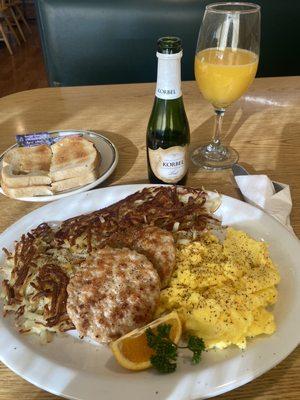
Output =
[{"x1": 1, "y1": 186, "x2": 220, "y2": 340}]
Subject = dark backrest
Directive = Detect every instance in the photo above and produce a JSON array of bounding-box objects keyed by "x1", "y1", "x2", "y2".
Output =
[{"x1": 36, "y1": 0, "x2": 300, "y2": 87}]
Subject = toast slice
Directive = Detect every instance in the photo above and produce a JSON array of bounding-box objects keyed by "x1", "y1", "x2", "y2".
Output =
[
  {"x1": 51, "y1": 169, "x2": 99, "y2": 193},
  {"x1": 50, "y1": 137, "x2": 100, "y2": 181},
  {"x1": 2, "y1": 145, "x2": 52, "y2": 173},
  {"x1": 1, "y1": 181, "x2": 53, "y2": 198},
  {"x1": 1, "y1": 165, "x2": 51, "y2": 188}
]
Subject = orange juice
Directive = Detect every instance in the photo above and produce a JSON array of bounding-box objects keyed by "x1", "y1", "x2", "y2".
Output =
[{"x1": 194, "y1": 48, "x2": 258, "y2": 109}]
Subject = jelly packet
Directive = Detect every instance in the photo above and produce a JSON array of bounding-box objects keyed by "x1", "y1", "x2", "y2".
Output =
[{"x1": 16, "y1": 131, "x2": 81, "y2": 147}]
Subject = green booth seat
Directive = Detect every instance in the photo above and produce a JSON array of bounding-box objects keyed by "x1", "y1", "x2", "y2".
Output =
[{"x1": 35, "y1": 0, "x2": 300, "y2": 87}]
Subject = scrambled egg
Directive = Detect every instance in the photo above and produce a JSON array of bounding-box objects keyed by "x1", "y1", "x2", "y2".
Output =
[{"x1": 157, "y1": 228, "x2": 280, "y2": 349}]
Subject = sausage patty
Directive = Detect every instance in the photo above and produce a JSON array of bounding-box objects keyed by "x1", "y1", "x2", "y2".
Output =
[
  {"x1": 104, "y1": 226, "x2": 176, "y2": 288},
  {"x1": 66, "y1": 247, "x2": 160, "y2": 343}
]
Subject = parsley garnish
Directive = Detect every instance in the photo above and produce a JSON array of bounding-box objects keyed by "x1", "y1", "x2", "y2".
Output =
[
  {"x1": 186, "y1": 335, "x2": 206, "y2": 364},
  {"x1": 145, "y1": 324, "x2": 205, "y2": 373}
]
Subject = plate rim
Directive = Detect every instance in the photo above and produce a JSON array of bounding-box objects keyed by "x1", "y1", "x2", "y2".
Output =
[
  {"x1": 0, "y1": 183, "x2": 299, "y2": 400},
  {"x1": 0, "y1": 130, "x2": 119, "y2": 202}
]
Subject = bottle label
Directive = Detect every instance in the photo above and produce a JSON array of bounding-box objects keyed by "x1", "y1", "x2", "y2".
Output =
[
  {"x1": 155, "y1": 51, "x2": 182, "y2": 100},
  {"x1": 148, "y1": 145, "x2": 188, "y2": 183}
]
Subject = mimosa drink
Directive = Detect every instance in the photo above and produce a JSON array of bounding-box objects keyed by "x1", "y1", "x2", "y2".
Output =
[{"x1": 195, "y1": 48, "x2": 258, "y2": 109}]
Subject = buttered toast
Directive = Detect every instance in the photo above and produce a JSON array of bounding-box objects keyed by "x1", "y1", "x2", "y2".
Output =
[
  {"x1": 2, "y1": 145, "x2": 52, "y2": 172},
  {"x1": 1, "y1": 136, "x2": 101, "y2": 198},
  {"x1": 50, "y1": 137, "x2": 100, "y2": 181}
]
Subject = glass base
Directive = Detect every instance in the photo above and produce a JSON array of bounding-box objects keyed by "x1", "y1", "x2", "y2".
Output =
[{"x1": 192, "y1": 143, "x2": 239, "y2": 170}]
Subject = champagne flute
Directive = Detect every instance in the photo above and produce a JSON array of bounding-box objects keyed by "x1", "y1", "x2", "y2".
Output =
[{"x1": 192, "y1": 2, "x2": 260, "y2": 169}]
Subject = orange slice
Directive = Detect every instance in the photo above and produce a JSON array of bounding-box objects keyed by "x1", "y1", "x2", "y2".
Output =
[{"x1": 110, "y1": 311, "x2": 182, "y2": 371}]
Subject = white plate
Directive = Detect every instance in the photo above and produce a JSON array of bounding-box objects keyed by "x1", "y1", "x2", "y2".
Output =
[
  {"x1": 0, "y1": 130, "x2": 118, "y2": 202},
  {"x1": 0, "y1": 184, "x2": 299, "y2": 400}
]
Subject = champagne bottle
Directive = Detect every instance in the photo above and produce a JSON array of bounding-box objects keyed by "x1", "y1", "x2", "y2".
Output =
[{"x1": 147, "y1": 36, "x2": 190, "y2": 185}]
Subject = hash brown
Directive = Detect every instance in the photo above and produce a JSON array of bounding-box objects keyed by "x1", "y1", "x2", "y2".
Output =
[{"x1": 1, "y1": 186, "x2": 216, "y2": 339}]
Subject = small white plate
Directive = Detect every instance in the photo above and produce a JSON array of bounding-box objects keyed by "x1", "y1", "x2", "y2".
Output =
[
  {"x1": 0, "y1": 130, "x2": 118, "y2": 202},
  {"x1": 0, "y1": 184, "x2": 299, "y2": 400}
]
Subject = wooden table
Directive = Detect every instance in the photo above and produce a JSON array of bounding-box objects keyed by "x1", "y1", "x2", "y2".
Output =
[{"x1": 0, "y1": 77, "x2": 299, "y2": 399}]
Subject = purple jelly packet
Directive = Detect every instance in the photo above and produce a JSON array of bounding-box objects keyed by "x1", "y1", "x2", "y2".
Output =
[{"x1": 16, "y1": 131, "x2": 82, "y2": 147}]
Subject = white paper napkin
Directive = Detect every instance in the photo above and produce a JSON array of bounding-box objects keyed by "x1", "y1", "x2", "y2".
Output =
[{"x1": 234, "y1": 175, "x2": 294, "y2": 234}]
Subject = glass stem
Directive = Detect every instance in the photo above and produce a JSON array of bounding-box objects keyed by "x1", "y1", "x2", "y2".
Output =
[{"x1": 212, "y1": 108, "x2": 225, "y2": 148}]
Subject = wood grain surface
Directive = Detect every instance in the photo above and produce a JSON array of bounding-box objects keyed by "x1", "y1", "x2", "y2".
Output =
[
  {"x1": 0, "y1": 23, "x2": 48, "y2": 98},
  {"x1": 0, "y1": 77, "x2": 299, "y2": 399}
]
